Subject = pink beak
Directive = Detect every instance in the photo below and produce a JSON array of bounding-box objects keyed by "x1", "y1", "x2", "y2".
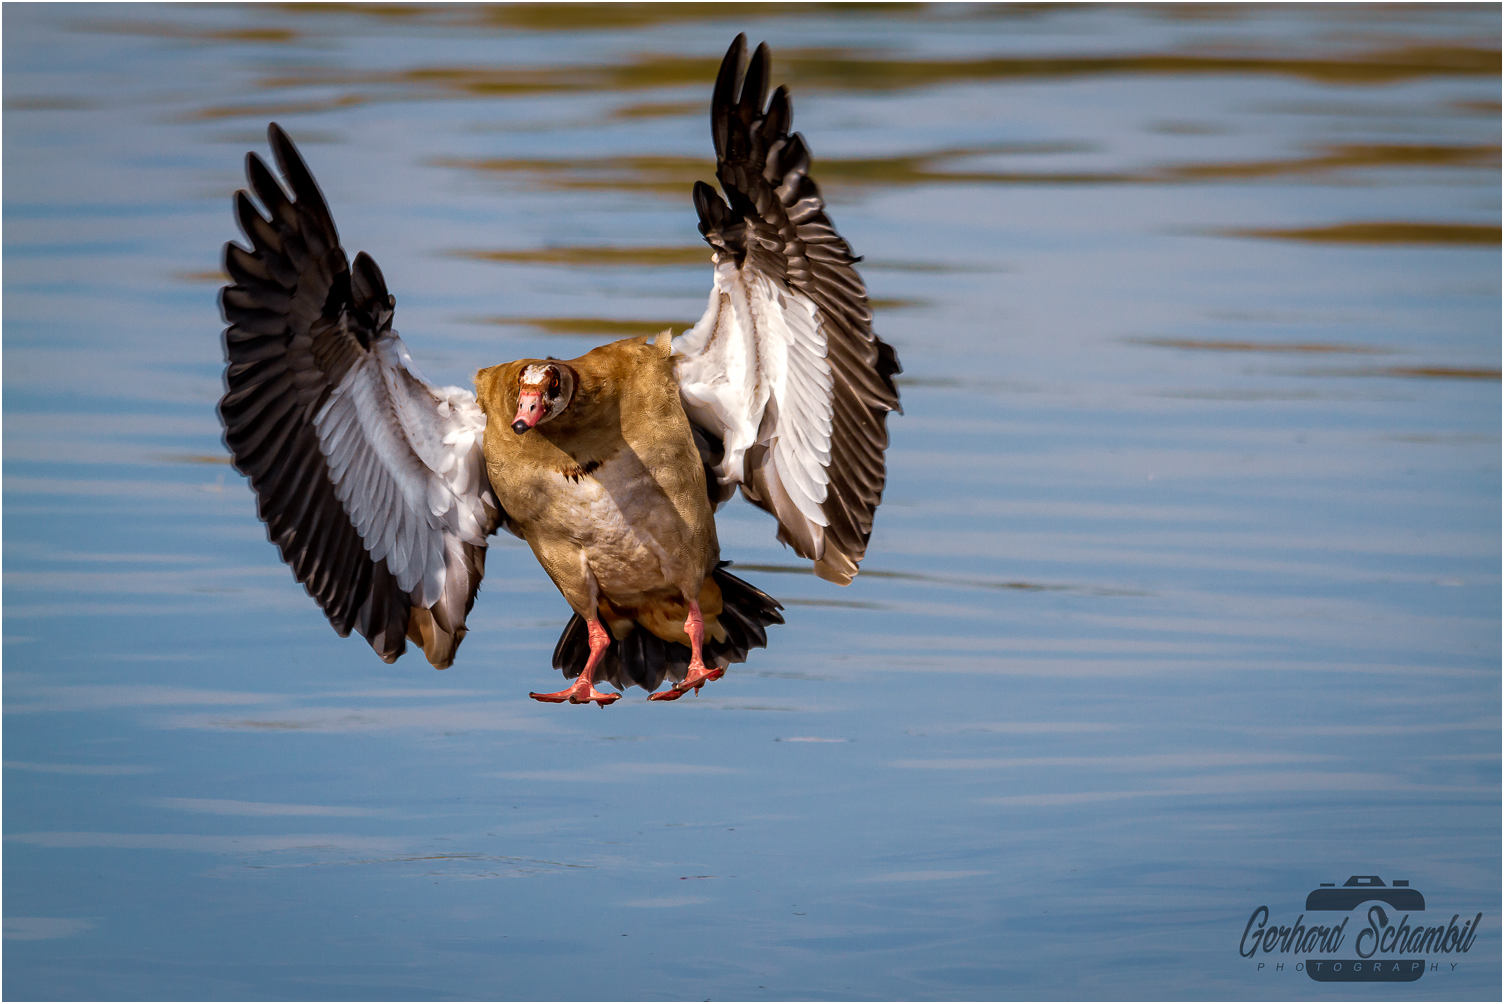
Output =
[{"x1": 512, "y1": 390, "x2": 544, "y2": 434}]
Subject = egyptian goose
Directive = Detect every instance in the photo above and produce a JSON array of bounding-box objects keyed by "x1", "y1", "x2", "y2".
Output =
[{"x1": 218, "y1": 35, "x2": 901, "y2": 705}]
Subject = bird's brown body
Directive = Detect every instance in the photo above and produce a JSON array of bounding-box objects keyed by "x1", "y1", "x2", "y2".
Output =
[{"x1": 474, "y1": 335, "x2": 725, "y2": 652}]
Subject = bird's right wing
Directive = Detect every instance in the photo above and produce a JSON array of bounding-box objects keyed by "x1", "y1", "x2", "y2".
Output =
[
  {"x1": 674, "y1": 36, "x2": 901, "y2": 585},
  {"x1": 218, "y1": 124, "x2": 501, "y2": 669}
]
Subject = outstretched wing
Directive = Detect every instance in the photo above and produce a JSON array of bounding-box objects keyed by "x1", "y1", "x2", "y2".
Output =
[
  {"x1": 674, "y1": 35, "x2": 902, "y2": 585},
  {"x1": 218, "y1": 123, "x2": 502, "y2": 669}
]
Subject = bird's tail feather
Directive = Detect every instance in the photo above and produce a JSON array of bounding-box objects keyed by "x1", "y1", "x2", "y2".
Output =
[{"x1": 551, "y1": 563, "x2": 783, "y2": 693}]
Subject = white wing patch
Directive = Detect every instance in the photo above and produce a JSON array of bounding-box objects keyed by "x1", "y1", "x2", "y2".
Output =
[
  {"x1": 754, "y1": 271, "x2": 833, "y2": 529},
  {"x1": 313, "y1": 336, "x2": 494, "y2": 608},
  {"x1": 674, "y1": 258, "x2": 835, "y2": 539}
]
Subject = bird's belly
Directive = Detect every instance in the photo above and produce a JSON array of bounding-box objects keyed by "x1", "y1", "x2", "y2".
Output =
[
  {"x1": 568, "y1": 494, "x2": 674, "y2": 597},
  {"x1": 511, "y1": 452, "x2": 702, "y2": 601}
]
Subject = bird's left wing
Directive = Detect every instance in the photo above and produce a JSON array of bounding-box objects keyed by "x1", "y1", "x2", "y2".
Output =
[
  {"x1": 219, "y1": 124, "x2": 501, "y2": 668},
  {"x1": 674, "y1": 35, "x2": 901, "y2": 585}
]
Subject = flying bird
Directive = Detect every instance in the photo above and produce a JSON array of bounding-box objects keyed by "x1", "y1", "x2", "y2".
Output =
[{"x1": 218, "y1": 35, "x2": 901, "y2": 705}]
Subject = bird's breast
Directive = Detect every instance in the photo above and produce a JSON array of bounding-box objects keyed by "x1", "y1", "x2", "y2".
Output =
[{"x1": 497, "y1": 446, "x2": 711, "y2": 601}]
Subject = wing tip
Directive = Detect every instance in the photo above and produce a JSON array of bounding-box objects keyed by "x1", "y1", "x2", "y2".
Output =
[
  {"x1": 718, "y1": 33, "x2": 748, "y2": 93},
  {"x1": 814, "y1": 551, "x2": 860, "y2": 586}
]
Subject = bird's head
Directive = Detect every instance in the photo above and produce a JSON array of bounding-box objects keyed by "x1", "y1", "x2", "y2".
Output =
[{"x1": 511, "y1": 362, "x2": 576, "y2": 434}]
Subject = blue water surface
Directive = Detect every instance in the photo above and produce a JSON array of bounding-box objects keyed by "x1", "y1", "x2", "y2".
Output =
[{"x1": 4, "y1": 4, "x2": 1499, "y2": 1000}]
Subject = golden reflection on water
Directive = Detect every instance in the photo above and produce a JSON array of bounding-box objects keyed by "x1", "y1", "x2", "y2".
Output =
[
  {"x1": 467, "y1": 296, "x2": 925, "y2": 340},
  {"x1": 192, "y1": 39, "x2": 1501, "y2": 107},
  {"x1": 448, "y1": 244, "x2": 706, "y2": 267},
  {"x1": 431, "y1": 141, "x2": 1499, "y2": 196},
  {"x1": 1161, "y1": 142, "x2": 1499, "y2": 180},
  {"x1": 474, "y1": 315, "x2": 687, "y2": 340},
  {"x1": 1129, "y1": 336, "x2": 1391, "y2": 355},
  {"x1": 438, "y1": 145, "x2": 1140, "y2": 194},
  {"x1": 151, "y1": 0, "x2": 1498, "y2": 213},
  {"x1": 1221, "y1": 221, "x2": 1502, "y2": 246},
  {"x1": 1305, "y1": 365, "x2": 1501, "y2": 382}
]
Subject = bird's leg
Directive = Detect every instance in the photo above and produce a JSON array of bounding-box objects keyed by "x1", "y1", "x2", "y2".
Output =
[
  {"x1": 530, "y1": 618, "x2": 619, "y2": 706},
  {"x1": 648, "y1": 600, "x2": 723, "y2": 701}
]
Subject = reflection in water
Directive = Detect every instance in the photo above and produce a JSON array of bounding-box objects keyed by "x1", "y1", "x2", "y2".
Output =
[
  {"x1": 4, "y1": 918, "x2": 97, "y2": 942},
  {"x1": 3, "y1": 2, "x2": 1499, "y2": 1000},
  {"x1": 3, "y1": 761, "x2": 156, "y2": 776},
  {"x1": 1129, "y1": 336, "x2": 1392, "y2": 354},
  {"x1": 174, "y1": 35, "x2": 1503, "y2": 109},
  {"x1": 439, "y1": 144, "x2": 1136, "y2": 193},
  {"x1": 6, "y1": 831, "x2": 411, "y2": 857},
  {"x1": 1298, "y1": 364, "x2": 1501, "y2": 381},
  {"x1": 494, "y1": 762, "x2": 743, "y2": 782},
  {"x1": 473, "y1": 315, "x2": 686, "y2": 340},
  {"x1": 448, "y1": 244, "x2": 706, "y2": 266},
  {"x1": 148, "y1": 797, "x2": 388, "y2": 817},
  {"x1": 1222, "y1": 221, "x2": 1501, "y2": 245},
  {"x1": 442, "y1": 142, "x2": 1503, "y2": 194},
  {"x1": 1162, "y1": 141, "x2": 1499, "y2": 179},
  {"x1": 4, "y1": 684, "x2": 282, "y2": 713},
  {"x1": 159, "y1": 701, "x2": 563, "y2": 734}
]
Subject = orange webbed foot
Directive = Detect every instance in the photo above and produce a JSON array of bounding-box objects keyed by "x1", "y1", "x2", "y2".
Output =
[
  {"x1": 530, "y1": 680, "x2": 620, "y2": 706},
  {"x1": 647, "y1": 665, "x2": 725, "y2": 701}
]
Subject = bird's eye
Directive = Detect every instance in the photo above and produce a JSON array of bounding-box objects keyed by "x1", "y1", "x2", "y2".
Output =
[{"x1": 549, "y1": 374, "x2": 561, "y2": 395}]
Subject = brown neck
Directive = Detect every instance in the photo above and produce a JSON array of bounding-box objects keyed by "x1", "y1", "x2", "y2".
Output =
[{"x1": 533, "y1": 368, "x2": 622, "y2": 461}]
